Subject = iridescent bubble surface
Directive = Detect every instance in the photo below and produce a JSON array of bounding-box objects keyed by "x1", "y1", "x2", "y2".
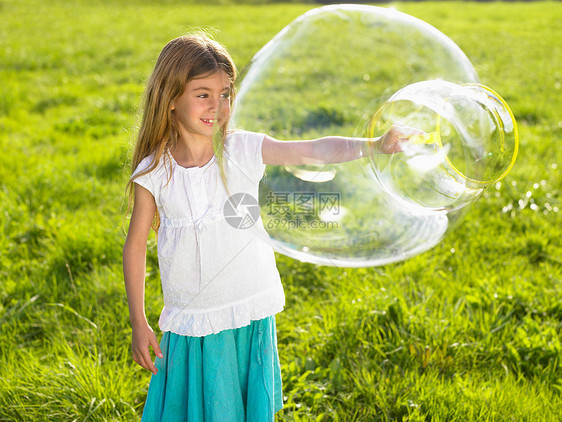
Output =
[
  {"x1": 369, "y1": 80, "x2": 519, "y2": 211},
  {"x1": 230, "y1": 5, "x2": 517, "y2": 267}
]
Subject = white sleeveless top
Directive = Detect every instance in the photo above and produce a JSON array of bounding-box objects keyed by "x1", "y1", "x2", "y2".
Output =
[{"x1": 132, "y1": 130, "x2": 285, "y2": 336}]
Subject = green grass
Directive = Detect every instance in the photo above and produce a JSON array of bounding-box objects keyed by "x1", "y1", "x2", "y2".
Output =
[{"x1": 1, "y1": 1, "x2": 561, "y2": 420}]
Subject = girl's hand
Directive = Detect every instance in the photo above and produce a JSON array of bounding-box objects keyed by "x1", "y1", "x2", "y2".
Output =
[
  {"x1": 131, "y1": 322, "x2": 163, "y2": 375},
  {"x1": 378, "y1": 123, "x2": 426, "y2": 154}
]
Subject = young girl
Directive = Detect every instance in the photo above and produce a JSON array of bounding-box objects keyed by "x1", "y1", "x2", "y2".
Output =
[{"x1": 123, "y1": 34, "x2": 418, "y2": 422}]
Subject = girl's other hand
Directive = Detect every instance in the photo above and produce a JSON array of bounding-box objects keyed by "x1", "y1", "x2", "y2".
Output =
[
  {"x1": 131, "y1": 322, "x2": 164, "y2": 375},
  {"x1": 378, "y1": 123, "x2": 426, "y2": 154}
]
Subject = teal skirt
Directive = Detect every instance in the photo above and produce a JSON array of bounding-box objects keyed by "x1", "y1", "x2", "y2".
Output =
[{"x1": 141, "y1": 316, "x2": 283, "y2": 422}]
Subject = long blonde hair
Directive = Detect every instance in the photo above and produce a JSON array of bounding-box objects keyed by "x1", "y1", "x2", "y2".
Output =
[{"x1": 126, "y1": 34, "x2": 236, "y2": 231}]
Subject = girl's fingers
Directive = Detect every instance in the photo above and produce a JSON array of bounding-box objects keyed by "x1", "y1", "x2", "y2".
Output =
[
  {"x1": 133, "y1": 346, "x2": 155, "y2": 374},
  {"x1": 133, "y1": 351, "x2": 149, "y2": 372},
  {"x1": 149, "y1": 335, "x2": 164, "y2": 359},
  {"x1": 131, "y1": 327, "x2": 162, "y2": 374},
  {"x1": 141, "y1": 347, "x2": 158, "y2": 375}
]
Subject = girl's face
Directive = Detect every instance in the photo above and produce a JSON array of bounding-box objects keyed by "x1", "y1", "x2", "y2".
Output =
[{"x1": 172, "y1": 70, "x2": 232, "y2": 142}]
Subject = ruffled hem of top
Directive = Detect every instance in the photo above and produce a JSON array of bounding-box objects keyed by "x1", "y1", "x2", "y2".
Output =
[{"x1": 158, "y1": 291, "x2": 285, "y2": 337}]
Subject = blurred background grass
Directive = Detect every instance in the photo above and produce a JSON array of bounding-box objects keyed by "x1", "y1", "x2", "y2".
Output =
[{"x1": 0, "y1": 1, "x2": 560, "y2": 420}]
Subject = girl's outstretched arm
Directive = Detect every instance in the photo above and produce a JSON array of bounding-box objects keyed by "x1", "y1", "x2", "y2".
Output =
[
  {"x1": 262, "y1": 124, "x2": 424, "y2": 166},
  {"x1": 123, "y1": 183, "x2": 163, "y2": 375}
]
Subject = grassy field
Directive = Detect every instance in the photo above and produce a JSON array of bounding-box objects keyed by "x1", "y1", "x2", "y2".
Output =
[{"x1": 0, "y1": 0, "x2": 561, "y2": 420}]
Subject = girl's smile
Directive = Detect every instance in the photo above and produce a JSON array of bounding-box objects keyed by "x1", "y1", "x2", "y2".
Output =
[{"x1": 172, "y1": 71, "x2": 232, "y2": 142}]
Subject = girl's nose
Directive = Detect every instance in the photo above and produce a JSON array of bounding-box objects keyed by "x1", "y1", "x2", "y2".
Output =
[
  {"x1": 208, "y1": 96, "x2": 222, "y2": 111},
  {"x1": 210, "y1": 98, "x2": 230, "y2": 117}
]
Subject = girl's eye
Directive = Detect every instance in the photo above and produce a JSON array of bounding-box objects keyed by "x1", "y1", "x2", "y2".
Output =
[{"x1": 196, "y1": 93, "x2": 229, "y2": 99}]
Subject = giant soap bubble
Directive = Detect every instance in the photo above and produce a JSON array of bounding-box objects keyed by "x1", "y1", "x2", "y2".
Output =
[{"x1": 230, "y1": 4, "x2": 518, "y2": 267}]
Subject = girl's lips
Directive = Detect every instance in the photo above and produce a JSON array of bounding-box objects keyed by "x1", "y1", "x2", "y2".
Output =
[{"x1": 201, "y1": 118, "x2": 215, "y2": 126}]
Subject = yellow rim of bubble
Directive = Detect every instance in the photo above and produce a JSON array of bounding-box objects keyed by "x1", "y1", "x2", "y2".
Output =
[
  {"x1": 367, "y1": 83, "x2": 519, "y2": 187},
  {"x1": 462, "y1": 84, "x2": 519, "y2": 185}
]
